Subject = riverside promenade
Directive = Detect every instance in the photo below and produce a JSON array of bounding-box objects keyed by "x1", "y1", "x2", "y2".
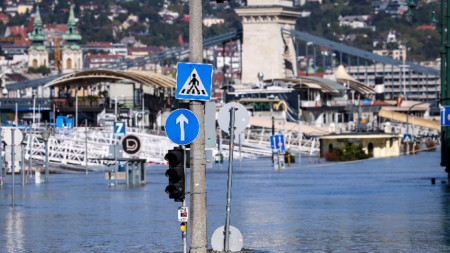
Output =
[{"x1": 0, "y1": 148, "x2": 448, "y2": 252}]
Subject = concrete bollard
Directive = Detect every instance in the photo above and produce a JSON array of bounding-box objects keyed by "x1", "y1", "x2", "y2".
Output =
[{"x1": 318, "y1": 153, "x2": 321, "y2": 164}]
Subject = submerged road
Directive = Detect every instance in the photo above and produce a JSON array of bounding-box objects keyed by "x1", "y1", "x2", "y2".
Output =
[{"x1": 0, "y1": 148, "x2": 449, "y2": 252}]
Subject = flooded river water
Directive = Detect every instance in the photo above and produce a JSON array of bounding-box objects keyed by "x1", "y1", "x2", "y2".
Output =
[{"x1": 1, "y1": 149, "x2": 449, "y2": 252}]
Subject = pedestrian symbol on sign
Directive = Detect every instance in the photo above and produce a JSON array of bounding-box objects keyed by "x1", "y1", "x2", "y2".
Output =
[
  {"x1": 178, "y1": 68, "x2": 208, "y2": 96},
  {"x1": 176, "y1": 63, "x2": 212, "y2": 101}
]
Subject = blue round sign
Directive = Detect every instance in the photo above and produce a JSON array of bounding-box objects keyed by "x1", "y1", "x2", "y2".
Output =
[{"x1": 165, "y1": 109, "x2": 199, "y2": 145}]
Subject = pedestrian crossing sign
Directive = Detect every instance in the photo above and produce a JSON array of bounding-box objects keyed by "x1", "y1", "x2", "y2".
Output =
[{"x1": 176, "y1": 62, "x2": 212, "y2": 101}]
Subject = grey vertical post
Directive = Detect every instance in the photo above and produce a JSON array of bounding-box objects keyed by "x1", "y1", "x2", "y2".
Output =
[
  {"x1": 33, "y1": 91, "x2": 36, "y2": 125},
  {"x1": 330, "y1": 51, "x2": 333, "y2": 74},
  {"x1": 189, "y1": 0, "x2": 207, "y2": 251},
  {"x1": 29, "y1": 127, "x2": 33, "y2": 178},
  {"x1": 322, "y1": 52, "x2": 325, "y2": 75},
  {"x1": 357, "y1": 57, "x2": 360, "y2": 80},
  {"x1": 182, "y1": 145, "x2": 187, "y2": 253},
  {"x1": 295, "y1": 40, "x2": 299, "y2": 76},
  {"x1": 125, "y1": 161, "x2": 129, "y2": 187},
  {"x1": 224, "y1": 107, "x2": 236, "y2": 252},
  {"x1": 21, "y1": 143, "x2": 25, "y2": 185},
  {"x1": 85, "y1": 119, "x2": 88, "y2": 175},
  {"x1": 115, "y1": 96, "x2": 118, "y2": 121},
  {"x1": 298, "y1": 121, "x2": 302, "y2": 169},
  {"x1": 213, "y1": 48, "x2": 217, "y2": 97},
  {"x1": 44, "y1": 137, "x2": 49, "y2": 183},
  {"x1": 229, "y1": 38, "x2": 233, "y2": 83},
  {"x1": 374, "y1": 61, "x2": 377, "y2": 77},
  {"x1": 305, "y1": 42, "x2": 309, "y2": 69},
  {"x1": 313, "y1": 46, "x2": 316, "y2": 76},
  {"x1": 114, "y1": 140, "x2": 117, "y2": 186},
  {"x1": 11, "y1": 128, "x2": 15, "y2": 206},
  {"x1": 409, "y1": 68, "x2": 412, "y2": 99},
  {"x1": 391, "y1": 64, "x2": 394, "y2": 97},
  {"x1": 276, "y1": 151, "x2": 281, "y2": 170},
  {"x1": 75, "y1": 88, "x2": 78, "y2": 127},
  {"x1": 365, "y1": 59, "x2": 368, "y2": 81},
  {"x1": 339, "y1": 52, "x2": 342, "y2": 66},
  {"x1": 239, "y1": 133, "x2": 242, "y2": 168}
]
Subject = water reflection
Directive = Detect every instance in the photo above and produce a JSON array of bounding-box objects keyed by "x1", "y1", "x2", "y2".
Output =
[
  {"x1": 441, "y1": 185, "x2": 450, "y2": 247},
  {"x1": 5, "y1": 207, "x2": 25, "y2": 252}
]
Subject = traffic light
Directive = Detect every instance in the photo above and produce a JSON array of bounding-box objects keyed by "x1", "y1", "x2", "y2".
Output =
[
  {"x1": 164, "y1": 148, "x2": 185, "y2": 202},
  {"x1": 211, "y1": 0, "x2": 229, "y2": 3}
]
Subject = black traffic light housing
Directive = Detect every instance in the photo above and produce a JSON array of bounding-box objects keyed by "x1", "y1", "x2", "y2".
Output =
[
  {"x1": 212, "y1": 0, "x2": 229, "y2": 3},
  {"x1": 164, "y1": 147, "x2": 185, "y2": 202}
]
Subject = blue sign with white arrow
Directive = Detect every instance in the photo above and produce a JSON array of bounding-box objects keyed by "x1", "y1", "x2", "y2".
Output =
[
  {"x1": 176, "y1": 62, "x2": 212, "y2": 101},
  {"x1": 270, "y1": 135, "x2": 285, "y2": 153},
  {"x1": 114, "y1": 121, "x2": 126, "y2": 137},
  {"x1": 165, "y1": 109, "x2": 199, "y2": 145},
  {"x1": 441, "y1": 106, "x2": 450, "y2": 126}
]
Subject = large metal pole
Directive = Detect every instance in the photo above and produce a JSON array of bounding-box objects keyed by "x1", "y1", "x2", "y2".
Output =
[
  {"x1": 189, "y1": 0, "x2": 207, "y2": 252},
  {"x1": 224, "y1": 107, "x2": 236, "y2": 252},
  {"x1": 442, "y1": 0, "x2": 450, "y2": 177}
]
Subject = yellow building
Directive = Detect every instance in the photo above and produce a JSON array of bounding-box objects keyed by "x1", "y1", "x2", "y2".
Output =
[{"x1": 320, "y1": 133, "x2": 401, "y2": 158}]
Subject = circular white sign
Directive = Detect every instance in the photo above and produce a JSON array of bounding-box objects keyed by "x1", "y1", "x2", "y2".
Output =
[
  {"x1": 218, "y1": 102, "x2": 249, "y2": 134},
  {"x1": 211, "y1": 225, "x2": 243, "y2": 252},
  {"x1": 3, "y1": 128, "x2": 23, "y2": 146}
]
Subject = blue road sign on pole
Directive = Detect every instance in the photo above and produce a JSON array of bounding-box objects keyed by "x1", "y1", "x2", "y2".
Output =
[
  {"x1": 403, "y1": 134, "x2": 412, "y2": 143},
  {"x1": 176, "y1": 62, "x2": 212, "y2": 101},
  {"x1": 441, "y1": 106, "x2": 450, "y2": 126},
  {"x1": 165, "y1": 109, "x2": 199, "y2": 145},
  {"x1": 114, "y1": 121, "x2": 126, "y2": 137},
  {"x1": 270, "y1": 135, "x2": 285, "y2": 153}
]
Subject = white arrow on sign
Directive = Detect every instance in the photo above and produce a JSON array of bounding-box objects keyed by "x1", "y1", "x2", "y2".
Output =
[
  {"x1": 443, "y1": 107, "x2": 446, "y2": 126},
  {"x1": 176, "y1": 113, "x2": 188, "y2": 141}
]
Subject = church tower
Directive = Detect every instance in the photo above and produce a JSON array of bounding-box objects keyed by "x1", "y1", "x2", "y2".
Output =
[
  {"x1": 62, "y1": 6, "x2": 83, "y2": 73},
  {"x1": 236, "y1": 0, "x2": 301, "y2": 83},
  {"x1": 28, "y1": 5, "x2": 49, "y2": 69}
]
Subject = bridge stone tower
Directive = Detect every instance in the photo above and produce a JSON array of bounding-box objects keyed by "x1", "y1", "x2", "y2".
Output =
[
  {"x1": 28, "y1": 6, "x2": 49, "y2": 69},
  {"x1": 236, "y1": 0, "x2": 300, "y2": 84},
  {"x1": 62, "y1": 6, "x2": 83, "y2": 73}
]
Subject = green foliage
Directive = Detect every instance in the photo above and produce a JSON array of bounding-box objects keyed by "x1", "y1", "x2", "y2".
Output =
[
  {"x1": 28, "y1": 66, "x2": 51, "y2": 75},
  {"x1": 326, "y1": 143, "x2": 369, "y2": 162},
  {"x1": 337, "y1": 143, "x2": 369, "y2": 161}
]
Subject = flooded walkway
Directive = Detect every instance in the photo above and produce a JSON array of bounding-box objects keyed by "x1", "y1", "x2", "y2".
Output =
[{"x1": 0, "y1": 149, "x2": 449, "y2": 252}]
